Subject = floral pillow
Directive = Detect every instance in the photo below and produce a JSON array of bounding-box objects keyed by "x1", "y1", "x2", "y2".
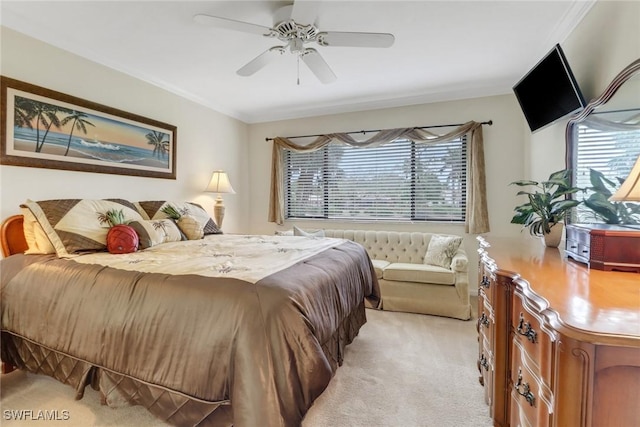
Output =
[{"x1": 423, "y1": 235, "x2": 463, "y2": 269}]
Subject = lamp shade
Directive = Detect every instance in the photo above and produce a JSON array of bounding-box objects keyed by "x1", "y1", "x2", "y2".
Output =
[
  {"x1": 610, "y1": 155, "x2": 640, "y2": 201},
  {"x1": 205, "y1": 170, "x2": 236, "y2": 194}
]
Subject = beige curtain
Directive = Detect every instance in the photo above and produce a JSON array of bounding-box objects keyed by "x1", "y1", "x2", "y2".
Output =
[{"x1": 268, "y1": 121, "x2": 490, "y2": 233}]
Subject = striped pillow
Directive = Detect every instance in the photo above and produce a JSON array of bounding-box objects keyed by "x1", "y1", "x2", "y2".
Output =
[
  {"x1": 128, "y1": 219, "x2": 183, "y2": 249},
  {"x1": 136, "y1": 201, "x2": 222, "y2": 235},
  {"x1": 21, "y1": 199, "x2": 144, "y2": 257}
]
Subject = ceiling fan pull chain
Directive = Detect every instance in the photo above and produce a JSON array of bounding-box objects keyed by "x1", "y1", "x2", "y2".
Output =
[{"x1": 297, "y1": 54, "x2": 301, "y2": 85}]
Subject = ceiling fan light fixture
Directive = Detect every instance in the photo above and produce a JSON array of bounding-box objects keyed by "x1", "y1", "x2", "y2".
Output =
[
  {"x1": 290, "y1": 38, "x2": 305, "y2": 53},
  {"x1": 195, "y1": 0, "x2": 395, "y2": 83}
]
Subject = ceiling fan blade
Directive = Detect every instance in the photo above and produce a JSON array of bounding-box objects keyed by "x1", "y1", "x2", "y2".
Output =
[
  {"x1": 237, "y1": 47, "x2": 285, "y2": 76},
  {"x1": 318, "y1": 31, "x2": 395, "y2": 48},
  {"x1": 194, "y1": 14, "x2": 273, "y2": 36},
  {"x1": 302, "y1": 48, "x2": 337, "y2": 84},
  {"x1": 290, "y1": 0, "x2": 320, "y2": 25}
]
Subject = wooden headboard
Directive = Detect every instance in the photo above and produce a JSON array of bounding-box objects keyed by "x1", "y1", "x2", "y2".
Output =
[{"x1": 1, "y1": 215, "x2": 27, "y2": 257}]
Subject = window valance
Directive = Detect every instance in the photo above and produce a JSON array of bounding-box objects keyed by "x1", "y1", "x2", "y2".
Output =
[{"x1": 268, "y1": 120, "x2": 490, "y2": 233}]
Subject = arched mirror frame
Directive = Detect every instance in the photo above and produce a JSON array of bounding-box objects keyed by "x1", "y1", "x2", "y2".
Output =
[
  {"x1": 564, "y1": 58, "x2": 640, "y2": 224},
  {"x1": 565, "y1": 58, "x2": 640, "y2": 166}
]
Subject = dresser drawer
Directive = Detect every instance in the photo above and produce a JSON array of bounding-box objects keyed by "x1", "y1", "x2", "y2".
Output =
[
  {"x1": 478, "y1": 335, "x2": 493, "y2": 406},
  {"x1": 511, "y1": 289, "x2": 555, "y2": 383},
  {"x1": 478, "y1": 263, "x2": 496, "y2": 306},
  {"x1": 510, "y1": 344, "x2": 553, "y2": 427},
  {"x1": 565, "y1": 239, "x2": 590, "y2": 261},
  {"x1": 566, "y1": 225, "x2": 591, "y2": 245},
  {"x1": 478, "y1": 298, "x2": 493, "y2": 343}
]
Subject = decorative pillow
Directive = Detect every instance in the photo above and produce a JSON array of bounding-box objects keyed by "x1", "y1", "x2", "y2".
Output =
[
  {"x1": 136, "y1": 201, "x2": 222, "y2": 235},
  {"x1": 176, "y1": 215, "x2": 204, "y2": 240},
  {"x1": 21, "y1": 199, "x2": 144, "y2": 257},
  {"x1": 275, "y1": 229, "x2": 294, "y2": 236},
  {"x1": 128, "y1": 219, "x2": 183, "y2": 249},
  {"x1": 293, "y1": 226, "x2": 325, "y2": 238},
  {"x1": 423, "y1": 235, "x2": 463, "y2": 269},
  {"x1": 134, "y1": 201, "x2": 150, "y2": 220},
  {"x1": 21, "y1": 206, "x2": 56, "y2": 254}
]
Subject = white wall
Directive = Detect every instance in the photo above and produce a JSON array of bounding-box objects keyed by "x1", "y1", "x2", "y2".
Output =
[
  {"x1": 528, "y1": 0, "x2": 640, "y2": 180},
  {"x1": 0, "y1": 27, "x2": 250, "y2": 234}
]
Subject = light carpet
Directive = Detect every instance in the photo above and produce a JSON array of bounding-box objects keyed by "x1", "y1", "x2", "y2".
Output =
[{"x1": 1, "y1": 306, "x2": 492, "y2": 427}]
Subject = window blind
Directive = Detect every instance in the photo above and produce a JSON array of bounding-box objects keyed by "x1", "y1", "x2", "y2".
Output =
[
  {"x1": 572, "y1": 123, "x2": 640, "y2": 222},
  {"x1": 285, "y1": 137, "x2": 467, "y2": 221}
]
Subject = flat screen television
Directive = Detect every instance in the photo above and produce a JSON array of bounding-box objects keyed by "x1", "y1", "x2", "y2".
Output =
[{"x1": 513, "y1": 44, "x2": 586, "y2": 132}]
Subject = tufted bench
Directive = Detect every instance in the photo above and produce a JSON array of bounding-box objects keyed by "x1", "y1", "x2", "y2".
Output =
[{"x1": 323, "y1": 229, "x2": 471, "y2": 320}]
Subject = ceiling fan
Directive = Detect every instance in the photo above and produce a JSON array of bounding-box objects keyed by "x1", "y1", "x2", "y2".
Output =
[{"x1": 193, "y1": 1, "x2": 395, "y2": 84}]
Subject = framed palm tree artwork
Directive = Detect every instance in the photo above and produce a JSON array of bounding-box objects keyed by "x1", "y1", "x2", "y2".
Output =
[{"x1": 1, "y1": 76, "x2": 177, "y2": 179}]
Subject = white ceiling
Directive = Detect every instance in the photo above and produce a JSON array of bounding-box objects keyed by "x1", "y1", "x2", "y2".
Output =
[{"x1": 1, "y1": 1, "x2": 595, "y2": 123}]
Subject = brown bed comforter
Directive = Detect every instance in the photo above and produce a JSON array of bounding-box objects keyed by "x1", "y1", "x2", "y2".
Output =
[{"x1": 1, "y1": 239, "x2": 379, "y2": 427}]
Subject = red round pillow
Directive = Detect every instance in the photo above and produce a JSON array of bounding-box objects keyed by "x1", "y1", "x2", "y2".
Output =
[{"x1": 107, "y1": 225, "x2": 139, "y2": 254}]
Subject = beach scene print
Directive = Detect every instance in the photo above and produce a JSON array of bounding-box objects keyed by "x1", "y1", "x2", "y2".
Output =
[{"x1": 9, "y1": 91, "x2": 173, "y2": 172}]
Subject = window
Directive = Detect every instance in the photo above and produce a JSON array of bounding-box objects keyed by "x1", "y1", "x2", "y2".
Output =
[
  {"x1": 570, "y1": 120, "x2": 640, "y2": 222},
  {"x1": 285, "y1": 137, "x2": 467, "y2": 222}
]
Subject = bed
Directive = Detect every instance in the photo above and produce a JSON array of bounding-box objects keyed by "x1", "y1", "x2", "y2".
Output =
[{"x1": 0, "y1": 200, "x2": 380, "y2": 427}]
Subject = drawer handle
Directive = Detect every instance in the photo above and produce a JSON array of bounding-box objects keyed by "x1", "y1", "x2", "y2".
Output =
[
  {"x1": 480, "y1": 275, "x2": 490, "y2": 289},
  {"x1": 514, "y1": 368, "x2": 536, "y2": 407},
  {"x1": 479, "y1": 354, "x2": 489, "y2": 371},
  {"x1": 517, "y1": 313, "x2": 537, "y2": 343},
  {"x1": 479, "y1": 312, "x2": 490, "y2": 328}
]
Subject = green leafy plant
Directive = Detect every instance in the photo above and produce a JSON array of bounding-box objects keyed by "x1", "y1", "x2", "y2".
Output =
[
  {"x1": 161, "y1": 204, "x2": 182, "y2": 220},
  {"x1": 582, "y1": 169, "x2": 640, "y2": 224},
  {"x1": 510, "y1": 169, "x2": 583, "y2": 236},
  {"x1": 97, "y1": 209, "x2": 128, "y2": 227}
]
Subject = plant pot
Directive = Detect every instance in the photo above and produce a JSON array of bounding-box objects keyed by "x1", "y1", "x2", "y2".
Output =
[{"x1": 543, "y1": 223, "x2": 563, "y2": 248}]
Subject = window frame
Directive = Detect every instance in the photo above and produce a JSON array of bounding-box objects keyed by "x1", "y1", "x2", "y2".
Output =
[{"x1": 284, "y1": 136, "x2": 468, "y2": 223}]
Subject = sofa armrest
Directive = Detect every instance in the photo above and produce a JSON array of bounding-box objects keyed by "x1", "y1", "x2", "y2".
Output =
[
  {"x1": 450, "y1": 249, "x2": 470, "y2": 305},
  {"x1": 450, "y1": 248, "x2": 468, "y2": 273}
]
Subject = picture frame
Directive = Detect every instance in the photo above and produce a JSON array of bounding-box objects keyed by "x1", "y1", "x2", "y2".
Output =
[{"x1": 1, "y1": 76, "x2": 177, "y2": 179}]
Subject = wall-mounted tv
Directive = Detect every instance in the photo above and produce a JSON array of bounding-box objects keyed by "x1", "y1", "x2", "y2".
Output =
[{"x1": 513, "y1": 44, "x2": 586, "y2": 132}]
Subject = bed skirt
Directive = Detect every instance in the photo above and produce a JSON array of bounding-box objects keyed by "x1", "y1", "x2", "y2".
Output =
[{"x1": 1, "y1": 301, "x2": 367, "y2": 426}]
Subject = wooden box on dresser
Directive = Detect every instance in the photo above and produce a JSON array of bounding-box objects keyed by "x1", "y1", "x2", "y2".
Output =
[{"x1": 477, "y1": 236, "x2": 640, "y2": 427}]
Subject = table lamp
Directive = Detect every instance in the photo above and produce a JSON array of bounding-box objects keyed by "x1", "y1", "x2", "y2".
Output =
[
  {"x1": 205, "y1": 170, "x2": 236, "y2": 228},
  {"x1": 610, "y1": 154, "x2": 640, "y2": 201}
]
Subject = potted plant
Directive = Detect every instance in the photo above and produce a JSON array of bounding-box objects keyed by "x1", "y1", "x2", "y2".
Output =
[
  {"x1": 510, "y1": 169, "x2": 583, "y2": 247},
  {"x1": 581, "y1": 169, "x2": 640, "y2": 224}
]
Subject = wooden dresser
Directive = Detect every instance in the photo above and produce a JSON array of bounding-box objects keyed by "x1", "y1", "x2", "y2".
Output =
[{"x1": 477, "y1": 236, "x2": 640, "y2": 427}]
